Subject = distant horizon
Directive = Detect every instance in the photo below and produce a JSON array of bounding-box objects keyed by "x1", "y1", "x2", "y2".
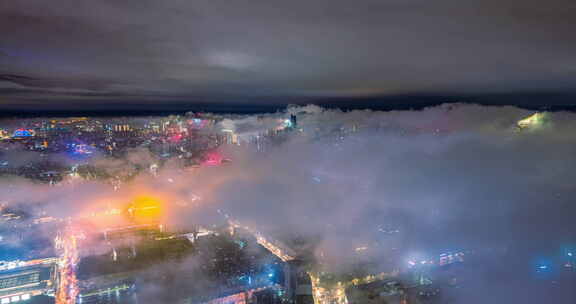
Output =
[{"x1": 2, "y1": 91, "x2": 576, "y2": 117}]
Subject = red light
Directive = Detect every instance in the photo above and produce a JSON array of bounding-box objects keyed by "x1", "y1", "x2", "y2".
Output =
[
  {"x1": 170, "y1": 134, "x2": 183, "y2": 142},
  {"x1": 203, "y1": 152, "x2": 223, "y2": 166}
]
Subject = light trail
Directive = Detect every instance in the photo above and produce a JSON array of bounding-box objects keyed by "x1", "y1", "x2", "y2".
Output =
[
  {"x1": 202, "y1": 285, "x2": 280, "y2": 304},
  {"x1": 55, "y1": 227, "x2": 80, "y2": 304},
  {"x1": 308, "y1": 272, "x2": 348, "y2": 304},
  {"x1": 79, "y1": 283, "x2": 132, "y2": 298},
  {"x1": 345, "y1": 270, "x2": 400, "y2": 288},
  {"x1": 308, "y1": 270, "x2": 400, "y2": 304}
]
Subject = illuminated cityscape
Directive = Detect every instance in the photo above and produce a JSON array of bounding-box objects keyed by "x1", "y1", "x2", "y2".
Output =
[
  {"x1": 3, "y1": 1, "x2": 576, "y2": 302},
  {"x1": 0, "y1": 107, "x2": 574, "y2": 304}
]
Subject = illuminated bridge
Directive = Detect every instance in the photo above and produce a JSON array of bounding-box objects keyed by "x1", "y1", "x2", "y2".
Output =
[{"x1": 228, "y1": 220, "x2": 296, "y2": 262}]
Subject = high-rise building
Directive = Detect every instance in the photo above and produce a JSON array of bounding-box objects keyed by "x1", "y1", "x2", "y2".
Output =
[{"x1": 290, "y1": 114, "x2": 298, "y2": 128}]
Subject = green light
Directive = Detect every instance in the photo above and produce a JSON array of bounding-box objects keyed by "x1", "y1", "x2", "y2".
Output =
[{"x1": 517, "y1": 113, "x2": 547, "y2": 130}]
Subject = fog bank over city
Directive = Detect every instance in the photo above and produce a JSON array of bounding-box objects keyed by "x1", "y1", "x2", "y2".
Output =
[{"x1": 1, "y1": 104, "x2": 576, "y2": 303}]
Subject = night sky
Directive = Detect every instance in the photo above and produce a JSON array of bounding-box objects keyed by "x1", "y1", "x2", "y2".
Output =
[{"x1": 1, "y1": 0, "x2": 576, "y2": 111}]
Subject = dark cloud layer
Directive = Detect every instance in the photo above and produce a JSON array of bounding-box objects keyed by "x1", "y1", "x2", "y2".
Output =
[{"x1": 1, "y1": 0, "x2": 576, "y2": 109}]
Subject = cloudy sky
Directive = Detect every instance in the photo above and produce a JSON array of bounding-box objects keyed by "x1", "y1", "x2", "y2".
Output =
[{"x1": 1, "y1": 0, "x2": 576, "y2": 110}]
